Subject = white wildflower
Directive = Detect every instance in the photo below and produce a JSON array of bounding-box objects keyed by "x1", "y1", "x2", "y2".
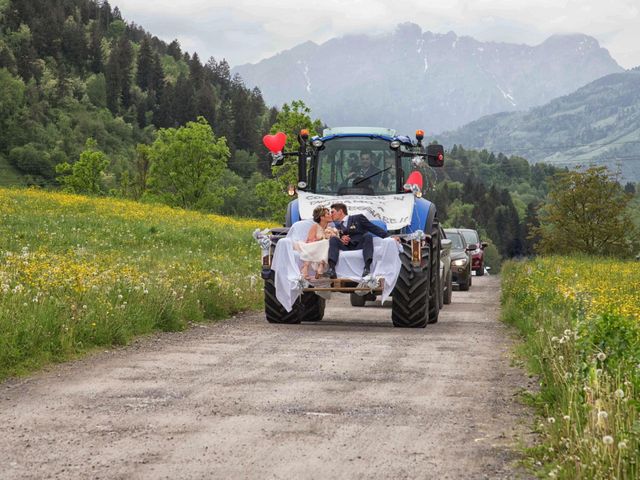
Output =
[
  {"x1": 547, "y1": 417, "x2": 556, "y2": 424},
  {"x1": 603, "y1": 435, "x2": 614, "y2": 445},
  {"x1": 597, "y1": 352, "x2": 607, "y2": 361},
  {"x1": 618, "y1": 441, "x2": 627, "y2": 449},
  {"x1": 614, "y1": 389, "x2": 625, "y2": 399},
  {"x1": 563, "y1": 415, "x2": 570, "y2": 421},
  {"x1": 597, "y1": 411, "x2": 608, "y2": 421}
]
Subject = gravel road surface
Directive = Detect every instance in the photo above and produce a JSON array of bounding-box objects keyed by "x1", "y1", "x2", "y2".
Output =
[{"x1": 1, "y1": 275, "x2": 534, "y2": 479}]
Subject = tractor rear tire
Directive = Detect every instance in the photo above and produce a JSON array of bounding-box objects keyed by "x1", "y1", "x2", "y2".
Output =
[
  {"x1": 350, "y1": 293, "x2": 366, "y2": 307},
  {"x1": 264, "y1": 277, "x2": 301, "y2": 324},
  {"x1": 391, "y1": 243, "x2": 429, "y2": 328},
  {"x1": 300, "y1": 292, "x2": 325, "y2": 322}
]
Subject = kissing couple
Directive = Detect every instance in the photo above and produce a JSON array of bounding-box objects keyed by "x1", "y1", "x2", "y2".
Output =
[{"x1": 294, "y1": 202, "x2": 390, "y2": 280}]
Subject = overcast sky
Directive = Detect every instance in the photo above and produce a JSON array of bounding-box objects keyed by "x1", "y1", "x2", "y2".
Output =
[{"x1": 114, "y1": 0, "x2": 640, "y2": 69}]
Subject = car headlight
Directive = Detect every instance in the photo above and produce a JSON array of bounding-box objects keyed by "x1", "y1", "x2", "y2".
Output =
[{"x1": 452, "y1": 259, "x2": 467, "y2": 267}]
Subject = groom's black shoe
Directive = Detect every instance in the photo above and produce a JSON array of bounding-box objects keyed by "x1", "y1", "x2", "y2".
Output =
[
  {"x1": 361, "y1": 265, "x2": 371, "y2": 277},
  {"x1": 325, "y1": 266, "x2": 337, "y2": 279}
]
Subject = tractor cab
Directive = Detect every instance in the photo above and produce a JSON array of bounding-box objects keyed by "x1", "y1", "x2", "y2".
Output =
[{"x1": 267, "y1": 126, "x2": 444, "y2": 199}]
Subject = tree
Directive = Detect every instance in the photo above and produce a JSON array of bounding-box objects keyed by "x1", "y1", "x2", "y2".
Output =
[
  {"x1": 146, "y1": 116, "x2": 230, "y2": 209},
  {"x1": 55, "y1": 138, "x2": 109, "y2": 194},
  {"x1": 522, "y1": 201, "x2": 541, "y2": 256},
  {"x1": 9, "y1": 143, "x2": 53, "y2": 178},
  {"x1": 533, "y1": 166, "x2": 639, "y2": 256},
  {"x1": 254, "y1": 100, "x2": 323, "y2": 220},
  {"x1": 105, "y1": 35, "x2": 133, "y2": 113},
  {"x1": 167, "y1": 39, "x2": 181, "y2": 60},
  {"x1": 136, "y1": 37, "x2": 154, "y2": 90}
]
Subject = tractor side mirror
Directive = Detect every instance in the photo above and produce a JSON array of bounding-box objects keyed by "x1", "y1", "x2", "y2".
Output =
[
  {"x1": 427, "y1": 144, "x2": 444, "y2": 167},
  {"x1": 466, "y1": 243, "x2": 478, "y2": 251}
]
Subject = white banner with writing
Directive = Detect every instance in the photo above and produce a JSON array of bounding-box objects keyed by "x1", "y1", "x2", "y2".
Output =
[{"x1": 297, "y1": 192, "x2": 414, "y2": 230}]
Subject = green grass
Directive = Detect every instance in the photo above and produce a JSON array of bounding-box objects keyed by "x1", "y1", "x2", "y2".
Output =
[
  {"x1": 0, "y1": 188, "x2": 269, "y2": 381},
  {"x1": 502, "y1": 258, "x2": 639, "y2": 479}
]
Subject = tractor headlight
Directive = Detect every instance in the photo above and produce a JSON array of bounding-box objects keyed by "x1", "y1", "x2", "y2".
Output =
[
  {"x1": 452, "y1": 258, "x2": 467, "y2": 267},
  {"x1": 312, "y1": 139, "x2": 323, "y2": 148},
  {"x1": 390, "y1": 140, "x2": 401, "y2": 149},
  {"x1": 297, "y1": 181, "x2": 307, "y2": 190}
]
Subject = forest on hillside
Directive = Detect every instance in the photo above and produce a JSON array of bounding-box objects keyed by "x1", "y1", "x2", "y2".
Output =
[{"x1": 0, "y1": 0, "x2": 275, "y2": 190}]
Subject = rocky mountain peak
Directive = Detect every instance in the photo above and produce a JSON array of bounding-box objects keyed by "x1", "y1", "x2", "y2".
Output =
[{"x1": 233, "y1": 25, "x2": 622, "y2": 134}]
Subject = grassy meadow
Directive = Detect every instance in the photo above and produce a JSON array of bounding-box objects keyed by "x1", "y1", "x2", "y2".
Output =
[
  {"x1": 502, "y1": 257, "x2": 639, "y2": 479},
  {"x1": 0, "y1": 188, "x2": 269, "y2": 381}
]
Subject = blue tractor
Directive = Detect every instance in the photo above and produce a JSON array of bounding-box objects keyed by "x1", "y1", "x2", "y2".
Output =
[{"x1": 260, "y1": 127, "x2": 445, "y2": 328}]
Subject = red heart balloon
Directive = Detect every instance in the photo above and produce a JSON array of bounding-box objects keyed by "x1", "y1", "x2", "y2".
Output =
[
  {"x1": 262, "y1": 132, "x2": 287, "y2": 153},
  {"x1": 405, "y1": 171, "x2": 424, "y2": 189}
]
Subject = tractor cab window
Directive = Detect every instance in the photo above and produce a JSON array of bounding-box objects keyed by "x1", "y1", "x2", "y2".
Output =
[{"x1": 314, "y1": 137, "x2": 397, "y2": 195}]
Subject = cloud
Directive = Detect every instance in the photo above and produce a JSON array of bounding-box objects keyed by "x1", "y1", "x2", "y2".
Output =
[{"x1": 114, "y1": 0, "x2": 640, "y2": 68}]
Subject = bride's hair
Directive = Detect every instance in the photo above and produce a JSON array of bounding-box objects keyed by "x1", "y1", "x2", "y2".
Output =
[{"x1": 312, "y1": 206, "x2": 328, "y2": 223}]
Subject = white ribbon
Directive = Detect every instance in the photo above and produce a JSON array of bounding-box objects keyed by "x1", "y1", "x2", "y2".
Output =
[{"x1": 252, "y1": 228, "x2": 272, "y2": 254}]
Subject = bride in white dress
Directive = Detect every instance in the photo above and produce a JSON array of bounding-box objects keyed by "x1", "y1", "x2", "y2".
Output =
[{"x1": 294, "y1": 206, "x2": 338, "y2": 279}]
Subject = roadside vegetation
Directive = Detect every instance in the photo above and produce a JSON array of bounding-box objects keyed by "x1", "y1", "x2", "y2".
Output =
[
  {"x1": 501, "y1": 167, "x2": 639, "y2": 478},
  {"x1": 502, "y1": 257, "x2": 639, "y2": 479},
  {"x1": 0, "y1": 188, "x2": 268, "y2": 381}
]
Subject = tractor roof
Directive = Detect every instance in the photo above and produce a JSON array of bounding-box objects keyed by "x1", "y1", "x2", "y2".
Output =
[
  {"x1": 322, "y1": 127, "x2": 396, "y2": 137},
  {"x1": 317, "y1": 127, "x2": 413, "y2": 145}
]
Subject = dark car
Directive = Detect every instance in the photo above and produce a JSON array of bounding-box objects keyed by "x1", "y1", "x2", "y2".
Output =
[
  {"x1": 443, "y1": 228, "x2": 472, "y2": 291},
  {"x1": 459, "y1": 229, "x2": 488, "y2": 276}
]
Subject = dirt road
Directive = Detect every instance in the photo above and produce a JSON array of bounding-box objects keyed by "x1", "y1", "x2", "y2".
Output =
[{"x1": 1, "y1": 275, "x2": 533, "y2": 479}]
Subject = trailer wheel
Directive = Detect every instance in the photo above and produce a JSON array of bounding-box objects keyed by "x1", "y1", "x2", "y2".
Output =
[
  {"x1": 391, "y1": 243, "x2": 430, "y2": 328},
  {"x1": 427, "y1": 227, "x2": 440, "y2": 324},
  {"x1": 264, "y1": 277, "x2": 301, "y2": 324},
  {"x1": 350, "y1": 293, "x2": 366, "y2": 307},
  {"x1": 443, "y1": 270, "x2": 452, "y2": 305}
]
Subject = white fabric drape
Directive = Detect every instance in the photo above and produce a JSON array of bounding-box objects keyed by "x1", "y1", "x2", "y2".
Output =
[{"x1": 271, "y1": 220, "x2": 402, "y2": 312}]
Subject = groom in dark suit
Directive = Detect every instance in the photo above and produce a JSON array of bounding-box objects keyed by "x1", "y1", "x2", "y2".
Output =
[{"x1": 326, "y1": 202, "x2": 389, "y2": 279}]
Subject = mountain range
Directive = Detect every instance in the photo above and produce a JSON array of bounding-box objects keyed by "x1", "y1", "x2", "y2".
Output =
[
  {"x1": 440, "y1": 70, "x2": 640, "y2": 182},
  {"x1": 233, "y1": 23, "x2": 622, "y2": 135}
]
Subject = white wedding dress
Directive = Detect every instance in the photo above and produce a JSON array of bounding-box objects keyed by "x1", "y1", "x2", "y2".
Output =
[{"x1": 293, "y1": 223, "x2": 330, "y2": 272}]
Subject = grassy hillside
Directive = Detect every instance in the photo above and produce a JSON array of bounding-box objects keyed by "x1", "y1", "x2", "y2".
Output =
[
  {"x1": 441, "y1": 71, "x2": 640, "y2": 182},
  {"x1": 0, "y1": 188, "x2": 269, "y2": 380},
  {"x1": 502, "y1": 257, "x2": 639, "y2": 478}
]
